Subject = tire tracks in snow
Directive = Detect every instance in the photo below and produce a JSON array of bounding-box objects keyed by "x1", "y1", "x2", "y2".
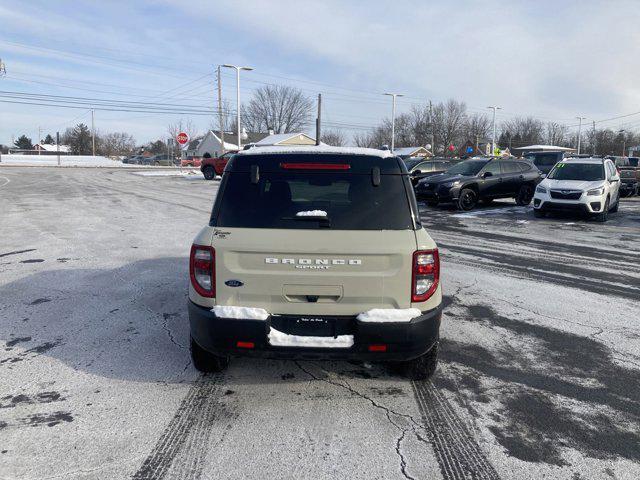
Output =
[
  {"x1": 412, "y1": 380, "x2": 501, "y2": 480},
  {"x1": 131, "y1": 374, "x2": 232, "y2": 480}
]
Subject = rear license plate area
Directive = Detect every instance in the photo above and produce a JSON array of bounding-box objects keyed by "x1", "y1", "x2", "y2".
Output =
[{"x1": 271, "y1": 315, "x2": 353, "y2": 337}]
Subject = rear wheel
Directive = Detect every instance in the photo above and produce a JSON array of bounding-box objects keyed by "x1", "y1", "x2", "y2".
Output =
[
  {"x1": 202, "y1": 166, "x2": 215, "y2": 180},
  {"x1": 190, "y1": 336, "x2": 229, "y2": 373},
  {"x1": 516, "y1": 184, "x2": 534, "y2": 206},
  {"x1": 399, "y1": 342, "x2": 438, "y2": 381},
  {"x1": 457, "y1": 188, "x2": 478, "y2": 211}
]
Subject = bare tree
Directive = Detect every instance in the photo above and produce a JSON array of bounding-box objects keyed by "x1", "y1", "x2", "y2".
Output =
[
  {"x1": 97, "y1": 132, "x2": 136, "y2": 157},
  {"x1": 242, "y1": 85, "x2": 314, "y2": 133},
  {"x1": 321, "y1": 129, "x2": 346, "y2": 146},
  {"x1": 463, "y1": 113, "x2": 491, "y2": 143},
  {"x1": 545, "y1": 122, "x2": 569, "y2": 146},
  {"x1": 499, "y1": 117, "x2": 545, "y2": 149},
  {"x1": 432, "y1": 100, "x2": 467, "y2": 156}
]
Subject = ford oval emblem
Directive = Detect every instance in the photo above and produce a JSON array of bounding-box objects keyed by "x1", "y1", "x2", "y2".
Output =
[{"x1": 225, "y1": 280, "x2": 244, "y2": 287}]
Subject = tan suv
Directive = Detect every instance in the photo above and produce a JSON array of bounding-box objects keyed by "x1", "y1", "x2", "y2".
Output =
[{"x1": 188, "y1": 146, "x2": 442, "y2": 379}]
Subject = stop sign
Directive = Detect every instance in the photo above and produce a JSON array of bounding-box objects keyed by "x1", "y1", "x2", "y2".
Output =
[{"x1": 176, "y1": 132, "x2": 189, "y2": 145}]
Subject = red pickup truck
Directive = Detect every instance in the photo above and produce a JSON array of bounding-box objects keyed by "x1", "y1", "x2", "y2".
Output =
[{"x1": 200, "y1": 151, "x2": 238, "y2": 180}]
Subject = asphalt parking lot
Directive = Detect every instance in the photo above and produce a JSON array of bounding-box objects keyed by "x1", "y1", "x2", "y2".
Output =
[{"x1": 1, "y1": 168, "x2": 639, "y2": 480}]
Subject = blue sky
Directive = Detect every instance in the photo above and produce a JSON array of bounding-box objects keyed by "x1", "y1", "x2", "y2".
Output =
[{"x1": 1, "y1": 0, "x2": 639, "y2": 146}]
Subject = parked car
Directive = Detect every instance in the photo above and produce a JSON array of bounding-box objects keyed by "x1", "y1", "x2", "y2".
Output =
[
  {"x1": 181, "y1": 157, "x2": 202, "y2": 168},
  {"x1": 403, "y1": 157, "x2": 451, "y2": 186},
  {"x1": 416, "y1": 157, "x2": 541, "y2": 210},
  {"x1": 149, "y1": 154, "x2": 175, "y2": 166},
  {"x1": 522, "y1": 151, "x2": 565, "y2": 175},
  {"x1": 608, "y1": 157, "x2": 639, "y2": 196},
  {"x1": 533, "y1": 157, "x2": 620, "y2": 221},
  {"x1": 200, "y1": 151, "x2": 238, "y2": 180},
  {"x1": 123, "y1": 155, "x2": 144, "y2": 164},
  {"x1": 188, "y1": 146, "x2": 442, "y2": 379}
]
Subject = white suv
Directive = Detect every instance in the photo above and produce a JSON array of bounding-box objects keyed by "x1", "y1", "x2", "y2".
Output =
[{"x1": 533, "y1": 157, "x2": 620, "y2": 222}]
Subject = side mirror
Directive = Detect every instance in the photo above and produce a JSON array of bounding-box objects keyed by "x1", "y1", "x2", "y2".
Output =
[
  {"x1": 482, "y1": 171, "x2": 493, "y2": 178},
  {"x1": 413, "y1": 170, "x2": 422, "y2": 175}
]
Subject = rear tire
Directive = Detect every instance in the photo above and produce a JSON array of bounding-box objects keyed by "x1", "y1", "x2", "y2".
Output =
[
  {"x1": 457, "y1": 188, "x2": 478, "y2": 211},
  {"x1": 190, "y1": 336, "x2": 229, "y2": 373},
  {"x1": 400, "y1": 342, "x2": 438, "y2": 381},
  {"x1": 202, "y1": 166, "x2": 215, "y2": 180},
  {"x1": 516, "y1": 184, "x2": 534, "y2": 206}
]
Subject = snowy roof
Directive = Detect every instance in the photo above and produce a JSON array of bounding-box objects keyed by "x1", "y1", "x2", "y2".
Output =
[
  {"x1": 36, "y1": 143, "x2": 70, "y2": 152},
  {"x1": 513, "y1": 144, "x2": 576, "y2": 152},
  {"x1": 236, "y1": 145, "x2": 394, "y2": 158},
  {"x1": 254, "y1": 133, "x2": 315, "y2": 146},
  {"x1": 394, "y1": 146, "x2": 431, "y2": 156}
]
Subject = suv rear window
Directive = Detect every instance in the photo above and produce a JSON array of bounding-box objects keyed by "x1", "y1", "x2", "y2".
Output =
[{"x1": 214, "y1": 171, "x2": 413, "y2": 230}]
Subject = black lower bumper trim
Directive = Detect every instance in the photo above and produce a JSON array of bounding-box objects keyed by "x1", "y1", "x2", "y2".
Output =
[{"x1": 188, "y1": 301, "x2": 442, "y2": 361}]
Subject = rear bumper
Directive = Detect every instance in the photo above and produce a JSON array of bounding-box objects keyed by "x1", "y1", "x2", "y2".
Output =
[
  {"x1": 620, "y1": 181, "x2": 638, "y2": 193},
  {"x1": 189, "y1": 301, "x2": 442, "y2": 361}
]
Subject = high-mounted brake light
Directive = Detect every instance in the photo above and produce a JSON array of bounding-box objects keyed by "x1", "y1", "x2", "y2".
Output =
[
  {"x1": 280, "y1": 163, "x2": 351, "y2": 170},
  {"x1": 411, "y1": 249, "x2": 439, "y2": 302},
  {"x1": 190, "y1": 245, "x2": 215, "y2": 298}
]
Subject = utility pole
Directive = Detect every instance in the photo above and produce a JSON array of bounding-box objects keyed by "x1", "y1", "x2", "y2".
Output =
[
  {"x1": 592, "y1": 120, "x2": 596, "y2": 156},
  {"x1": 315, "y1": 94, "x2": 322, "y2": 145},
  {"x1": 217, "y1": 66, "x2": 225, "y2": 155},
  {"x1": 56, "y1": 131, "x2": 60, "y2": 166},
  {"x1": 91, "y1": 109, "x2": 96, "y2": 156},
  {"x1": 223, "y1": 64, "x2": 254, "y2": 151},
  {"x1": 383, "y1": 92, "x2": 403, "y2": 153},
  {"x1": 487, "y1": 106, "x2": 501, "y2": 156},
  {"x1": 38, "y1": 126, "x2": 42, "y2": 155},
  {"x1": 576, "y1": 116, "x2": 586, "y2": 154},
  {"x1": 429, "y1": 100, "x2": 434, "y2": 155},
  {"x1": 475, "y1": 135, "x2": 479, "y2": 155}
]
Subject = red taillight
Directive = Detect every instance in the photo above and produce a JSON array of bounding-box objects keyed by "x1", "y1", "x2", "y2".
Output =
[
  {"x1": 190, "y1": 245, "x2": 215, "y2": 298},
  {"x1": 411, "y1": 249, "x2": 439, "y2": 302},
  {"x1": 368, "y1": 344, "x2": 387, "y2": 352},
  {"x1": 280, "y1": 162, "x2": 351, "y2": 170},
  {"x1": 236, "y1": 341, "x2": 255, "y2": 349}
]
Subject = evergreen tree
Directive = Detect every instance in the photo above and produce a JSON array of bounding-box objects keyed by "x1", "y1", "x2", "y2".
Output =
[
  {"x1": 43, "y1": 134, "x2": 55, "y2": 144},
  {"x1": 14, "y1": 135, "x2": 33, "y2": 150},
  {"x1": 62, "y1": 123, "x2": 92, "y2": 154}
]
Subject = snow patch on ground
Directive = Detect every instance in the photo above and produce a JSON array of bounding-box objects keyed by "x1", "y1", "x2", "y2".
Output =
[
  {"x1": 131, "y1": 169, "x2": 199, "y2": 177},
  {"x1": 212, "y1": 305, "x2": 269, "y2": 320},
  {"x1": 296, "y1": 210, "x2": 328, "y2": 217},
  {"x1": 268, "y1": 327, "x2": 354, "y2": 348},
  {"x1": 0, "y1": 154, "x2": 129, "y2": 167},
  {"x1": 357, "y1": 308, "x2": 422, "y2": 323}
]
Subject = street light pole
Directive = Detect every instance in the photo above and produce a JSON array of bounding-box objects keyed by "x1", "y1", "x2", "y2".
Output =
[
  {"x1": 487, "y1": 106, "x2": 501, "y2": 156},
  {"x1": 619, "y1": 129, "x2": 626, "y2": 156},
  {"x1": 576, "y1": 116, "x2": 586, "y2": 154},
  {"x1": 383, "y1": 93, "x2": 403, "y2": 153},
  {"x1": 223, "y1": 64, "x2": 253, "y2": 150}
]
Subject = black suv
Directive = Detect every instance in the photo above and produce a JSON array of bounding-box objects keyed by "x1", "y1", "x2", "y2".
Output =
[
  {"x1": 416, "y1": 157, "x2": 542, "y2": 210},
  {"x1": 403, "y1": 157, "x2": 451, "y2": 186}
]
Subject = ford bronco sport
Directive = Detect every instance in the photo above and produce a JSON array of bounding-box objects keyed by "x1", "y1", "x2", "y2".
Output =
[{"x1": 188, "y1": 146, "x2": 442, "y2": 379}]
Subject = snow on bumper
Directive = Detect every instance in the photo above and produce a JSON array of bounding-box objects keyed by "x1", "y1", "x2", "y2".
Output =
[
  {"x1": 357, "y1": 308, "x2": 422, "y2": 323},
  {"x1": 212, "y1": 305, "x2": 269, "y2": 320},
  {"x1": 268, "y1": 328, "x2": 354, "y2": 348}
]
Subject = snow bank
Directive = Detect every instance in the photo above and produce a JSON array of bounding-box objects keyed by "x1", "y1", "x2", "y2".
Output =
[
  {"x1": 212, "y1": 305, "x2": 269, "y2": 320},
  {"x1": 0, "y1": 154, "x2": 128, "y2": 167},
  {"x1": 296, "y1": 210, "x2": 327, "y2": 217},
  {"x1": 268, "y1": 327, "x2": 354, "y2": 348},
  {"x1": 357, "y1": 308, "x2": 422, "y2": 323}
]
